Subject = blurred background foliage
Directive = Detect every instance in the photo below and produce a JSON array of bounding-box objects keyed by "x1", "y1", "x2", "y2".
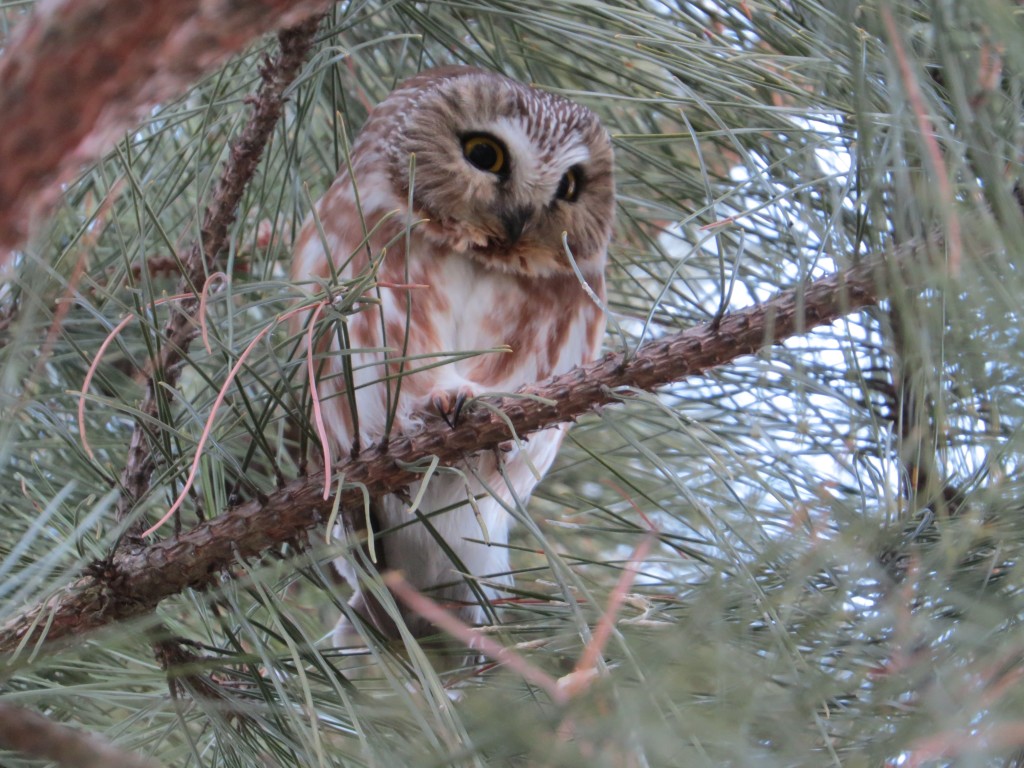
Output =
[{"x1": 2, "y1": 0, "x2": 1024, "y2": 765}]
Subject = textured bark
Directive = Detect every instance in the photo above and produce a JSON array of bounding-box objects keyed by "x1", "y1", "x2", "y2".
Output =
[
  {"x1": 0, "y1": 254, "x2": 893, "y2": 655},
  {"x1": 0, "y1": 0, "x2": 331, "y2": 250}
]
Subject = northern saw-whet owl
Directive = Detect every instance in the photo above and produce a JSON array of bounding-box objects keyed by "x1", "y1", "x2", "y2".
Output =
[{"x1": 291, "y1": 66, "x2": 614, "y2": 645}]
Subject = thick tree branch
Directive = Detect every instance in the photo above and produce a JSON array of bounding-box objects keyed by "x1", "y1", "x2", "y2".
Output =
[
  {"x1": 0, "y1": 702, "x2": 161, "y2": 768},
  {"x1": 0, "y1": 254, "x2": 894, "y2": 656},
  {"x1": 0, "y1": 0, "x2": 331, "y2": 252}
]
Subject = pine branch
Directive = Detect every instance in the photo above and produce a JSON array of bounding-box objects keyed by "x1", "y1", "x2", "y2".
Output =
[
  {"x1": 0, "y1": 252, "x2": 894, "y2": 655},
  {"x1": 0, "y1": 0, "x2": 330, "y2": 253},
  {"x1": 0, "y1": 702, "x2": 162, "y2": 768},
  {"x1": 116, "y1": 15, "x2": 323, "y2": 526}
]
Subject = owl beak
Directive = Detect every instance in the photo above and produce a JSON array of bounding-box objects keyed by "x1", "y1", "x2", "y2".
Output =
[{"x1": 500, "y1": 206, "x2": 532, "y2": 246}]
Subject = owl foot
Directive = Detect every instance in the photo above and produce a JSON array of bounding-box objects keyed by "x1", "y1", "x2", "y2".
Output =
[{"x1": 431, "y1": 387, "x2": 478, "y2": 429}]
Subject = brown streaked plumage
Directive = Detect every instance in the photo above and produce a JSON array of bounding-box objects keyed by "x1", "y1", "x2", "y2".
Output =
[{"x1": 292, "y1": 66, "x2": 614, "y2": 644}]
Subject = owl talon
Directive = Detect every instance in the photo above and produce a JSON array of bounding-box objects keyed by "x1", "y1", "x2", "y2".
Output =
[
  {"x1": 434, "y1": 395, "x2": 456, "y2": 429},
  {"x1": 431, "y1": 389, "x2": 476, "y2": 429},
  {"x1": 452, "y1": 392, "x2": 469, "y2": 426}
]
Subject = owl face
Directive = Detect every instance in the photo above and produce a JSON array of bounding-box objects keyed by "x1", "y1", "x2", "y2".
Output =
[{"x1": 359, "y1": 67, "x2": 614, "y2": 276}]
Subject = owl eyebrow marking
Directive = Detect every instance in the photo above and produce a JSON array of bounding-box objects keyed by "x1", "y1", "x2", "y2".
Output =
[{"x1": 438, "y1": 89, "x2": 463, "y2": 115}]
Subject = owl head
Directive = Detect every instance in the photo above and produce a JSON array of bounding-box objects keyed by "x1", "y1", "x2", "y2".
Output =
[{"x1": 352, "y1": 66, "x2": 614, "y2": 277}]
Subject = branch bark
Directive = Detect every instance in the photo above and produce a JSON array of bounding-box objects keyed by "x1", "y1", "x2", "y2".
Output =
[
  {"x1": 0, "y1": 253, "x2": 894, "y2": 656},
  {"x1": 0, "y1": 702, "x2": 162, "y2": 768},
  {"x1": 0, "y1": 0, "x2": 331, "y2": 252}
]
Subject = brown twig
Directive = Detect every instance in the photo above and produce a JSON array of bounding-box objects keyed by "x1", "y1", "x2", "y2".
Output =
[
  {"x1": 563, "y1": 533, "x2": 656, "y2": 697},
  {"x1": 0, "y1": 0, "x2": 332, "y2": 253},
  {"x1": 114, "y1": 15, "x2": 323, "y2": 529},
  {"x1": 385, "y1": 571, "x2": 567, "y2": 703},
  {"x1": 104, "y1": 13, "x2": 323, "y2": 708},
  {"x1": 0, "y1": 701, "x2": 162, "y2": 768},
  {"x1": 0, "y1": 251, "x2": 895, "y2": 656}
]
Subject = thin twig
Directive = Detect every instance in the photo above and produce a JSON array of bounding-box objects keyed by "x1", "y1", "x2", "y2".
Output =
[
  {"x1": 113, "y1": 15, "x2": 323, "y2": 529},
  {"x1": 140, "y1": 302, "x2": 310, "y2": 537},
  {"x1": 564, "y1": 533, "x2": 655, "y2": 696},
  {"x1": 385, "y1": 571, "x2": 567, "y2": 703}
]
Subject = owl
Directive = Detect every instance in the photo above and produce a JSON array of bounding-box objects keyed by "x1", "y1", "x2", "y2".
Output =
[{"x1": 291, "y1": 66, "x2": 614, "y2": 644}]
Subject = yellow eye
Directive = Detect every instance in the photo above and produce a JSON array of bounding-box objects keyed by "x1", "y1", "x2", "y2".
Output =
[
  {"x1": 555, "y1": 167, "x2": 581, "y2": 202},
  {"x1": 462, "y1": 134, "x2": 508, "y2": 175}
]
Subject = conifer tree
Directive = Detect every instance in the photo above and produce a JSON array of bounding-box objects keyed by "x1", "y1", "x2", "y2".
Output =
[{"x1": 0, "y1": 2, "x2": 1021, "y2": 766}]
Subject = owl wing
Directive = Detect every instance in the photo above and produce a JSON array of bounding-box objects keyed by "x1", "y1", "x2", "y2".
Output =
[{"x1": 289, "y1": 167, "x2": 410, "y2": 456}]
